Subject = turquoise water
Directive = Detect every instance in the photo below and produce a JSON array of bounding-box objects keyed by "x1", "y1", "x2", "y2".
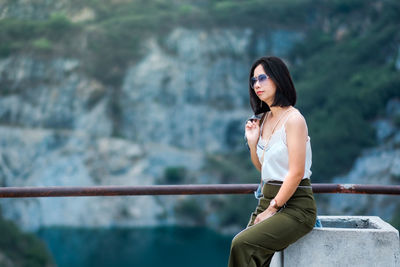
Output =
[{"x1": 37, "y1": 226, "x2": 234, "y2": 267}]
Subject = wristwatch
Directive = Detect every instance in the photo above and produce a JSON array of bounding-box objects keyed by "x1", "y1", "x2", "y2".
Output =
[{"x1": 269, "y1": 198, "x2": 281, "y2": 209}]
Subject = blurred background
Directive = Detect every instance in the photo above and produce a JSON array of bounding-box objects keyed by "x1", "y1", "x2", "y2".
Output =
[{"x1": 0, "y1": 0, "x2": 399, "y2": 266}]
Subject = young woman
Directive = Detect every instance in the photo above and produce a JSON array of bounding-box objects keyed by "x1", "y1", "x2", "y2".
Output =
[{"x1": 228, "y1": 56, "x2": 317, "y2": 267}]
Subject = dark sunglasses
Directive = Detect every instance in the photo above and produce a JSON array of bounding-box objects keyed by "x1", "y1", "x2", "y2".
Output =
[{"x1": 250, "y1": 74, "x2": 269, "y2": 88}]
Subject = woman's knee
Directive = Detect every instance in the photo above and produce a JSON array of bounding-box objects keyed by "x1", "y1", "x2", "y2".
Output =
[{"x1": 230, "y1": 232, "x2": 247, "y2": 251}]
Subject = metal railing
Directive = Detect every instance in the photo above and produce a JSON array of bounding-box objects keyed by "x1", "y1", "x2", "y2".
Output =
[{"x1": 0, "y1": 184, "x2": 399, "y2": 198}]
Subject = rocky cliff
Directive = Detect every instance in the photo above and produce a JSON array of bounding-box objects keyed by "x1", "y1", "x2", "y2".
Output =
[
  {"x1": 0, "y1": 24, "x2": 303, "y2": 231},
  {"x1": 323, "y1": 99, "x2": 400, "y2": 226}
]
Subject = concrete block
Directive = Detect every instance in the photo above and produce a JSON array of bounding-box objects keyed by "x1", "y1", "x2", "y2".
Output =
[{"x1": 271, "y1": 216, "x2": 400, "y2": 267}]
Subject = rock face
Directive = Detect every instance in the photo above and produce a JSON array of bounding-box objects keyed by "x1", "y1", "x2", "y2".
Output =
[
  {"x1": 0, "y1": 251, "x2": 13, "y2": 267},
  {"x1": 119, "y1": 28, "x2": 303, "y2": 152},
  {"x1": 0, "y1": 57, "x2": 112, "y2": 136},
  {"x1": 119, "y1": 28, "x2": 251, "y2": 152},
  {"x1": 323, "y1": 99, "x2": 400, "y2": 225},
  {"x1": 0, "y1": 26, "x2": 303, "y2": 231},
  {"x1": 0, "y1": 126, "x2": 166, "y2": 231}
]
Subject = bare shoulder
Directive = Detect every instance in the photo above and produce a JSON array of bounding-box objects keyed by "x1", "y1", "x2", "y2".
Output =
[{"x1": 285, "y1": 109, "x2": 308, "y2": 135}]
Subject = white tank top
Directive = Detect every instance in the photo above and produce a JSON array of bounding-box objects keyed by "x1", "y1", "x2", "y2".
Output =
[{"x1": 256, "y1": 111, "x2": 312, "y2": 182}]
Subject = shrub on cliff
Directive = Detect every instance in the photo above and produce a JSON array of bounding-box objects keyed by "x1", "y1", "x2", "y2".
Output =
[{"x1": 0, "y1": 210, "x2": 54, "y2": 267}]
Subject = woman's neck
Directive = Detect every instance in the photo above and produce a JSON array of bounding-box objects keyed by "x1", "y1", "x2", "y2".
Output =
[{"x1": 269, "y1": 105, "x2": 293, "y2": 118}]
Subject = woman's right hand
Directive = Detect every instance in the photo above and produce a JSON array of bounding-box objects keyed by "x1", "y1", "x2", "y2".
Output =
[{"x1": 245, "y1": 120, "x2": 260, "y2": 148}]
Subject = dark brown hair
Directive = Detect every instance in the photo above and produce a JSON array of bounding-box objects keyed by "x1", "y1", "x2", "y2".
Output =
[{"x1": 249, "y1": 56, "x2": 297, "y2": 115}]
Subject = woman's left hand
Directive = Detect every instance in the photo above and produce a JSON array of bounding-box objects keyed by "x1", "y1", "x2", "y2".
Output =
[{"x1": 254, "y1": 206, "x2": 278, "y2": 224}]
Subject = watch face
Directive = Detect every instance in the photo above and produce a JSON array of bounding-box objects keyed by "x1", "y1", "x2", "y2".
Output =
[{"x1": 270, "y1": 199, "x2": 279, "y2": 209}]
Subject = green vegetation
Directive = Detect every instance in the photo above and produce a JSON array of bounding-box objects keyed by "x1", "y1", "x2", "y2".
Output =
[
  {"x1": 174, "y1": 198, "x2": 206, "y2": 224},
  {"x1": 390, "y1": 205, "x2": 400, "y2": 231},
  {"x1": 204, "y1": 150, "x2": 259, "y2": 184},
  {"x1": 0, "y1": 211, "x2": 54, "y2": 266},
  {"x1": 0, "y1": 0, "x2": 316, "y2": 85},
  {"x1": 162, "y1": 166, "x2": 187, "y2": 184},
  {"x1": 290, "y1": 0, "x2": 400, "y2": 181},
  {"x1": 32, "y1": 38, "x2": 53, "y2": 51},
  {"x1": 206, "y1": 0, "x2": 400, "y2": 182},
  {"x1": 0, "y1": 13, "x2": 77, "y2": 57}
]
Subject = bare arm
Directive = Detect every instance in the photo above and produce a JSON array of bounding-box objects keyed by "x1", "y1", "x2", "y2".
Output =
[
  {"x1": 248, "y1": 143, "x2": 261, "y2": 171},
  {"x1": 245, "y1": 119, "x2": 262, "y2": 171},
  {"x1": 274, "y1": 113, "x2": 308, "y2": 207},
  {"x1": 254, "y1": 112, "x2": 309, "y2": 224}
]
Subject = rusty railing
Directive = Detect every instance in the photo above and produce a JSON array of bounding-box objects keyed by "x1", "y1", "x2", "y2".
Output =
[{"x1": 0, "y1": 184, "x2": 399, "y2": 198}]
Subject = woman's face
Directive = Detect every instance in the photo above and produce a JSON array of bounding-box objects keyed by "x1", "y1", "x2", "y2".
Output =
[{"x1": 252, "y1": 64, "x2": 276, "y2": 106}]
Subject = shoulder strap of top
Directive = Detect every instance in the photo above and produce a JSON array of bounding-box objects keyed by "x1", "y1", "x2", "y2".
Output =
[{"x1": 259, "y1": 112, "x2": 268, "y2": 135}]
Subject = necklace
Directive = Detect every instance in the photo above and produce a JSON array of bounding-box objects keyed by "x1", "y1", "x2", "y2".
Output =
[
  {"x1": 262, "y1": 107, "x2": 294, "y2": 144},
  {"x1": 261, "y1": 106, "x2": 294, "y2": 162}
]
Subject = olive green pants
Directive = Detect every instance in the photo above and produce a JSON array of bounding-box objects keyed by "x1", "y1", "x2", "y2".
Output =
[{"x1": 228, "y1": 179, "x2": 317, "y2": 267}]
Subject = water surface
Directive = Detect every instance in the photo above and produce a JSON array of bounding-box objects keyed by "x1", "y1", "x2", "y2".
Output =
[{"x1": 38, "y1": 226, "x2": 234, "y2": 267}]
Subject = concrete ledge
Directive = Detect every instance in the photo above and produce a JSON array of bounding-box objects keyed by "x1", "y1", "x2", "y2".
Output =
[{"x1": 271, "y1": 216, "x2": 400, "y2": 267}]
